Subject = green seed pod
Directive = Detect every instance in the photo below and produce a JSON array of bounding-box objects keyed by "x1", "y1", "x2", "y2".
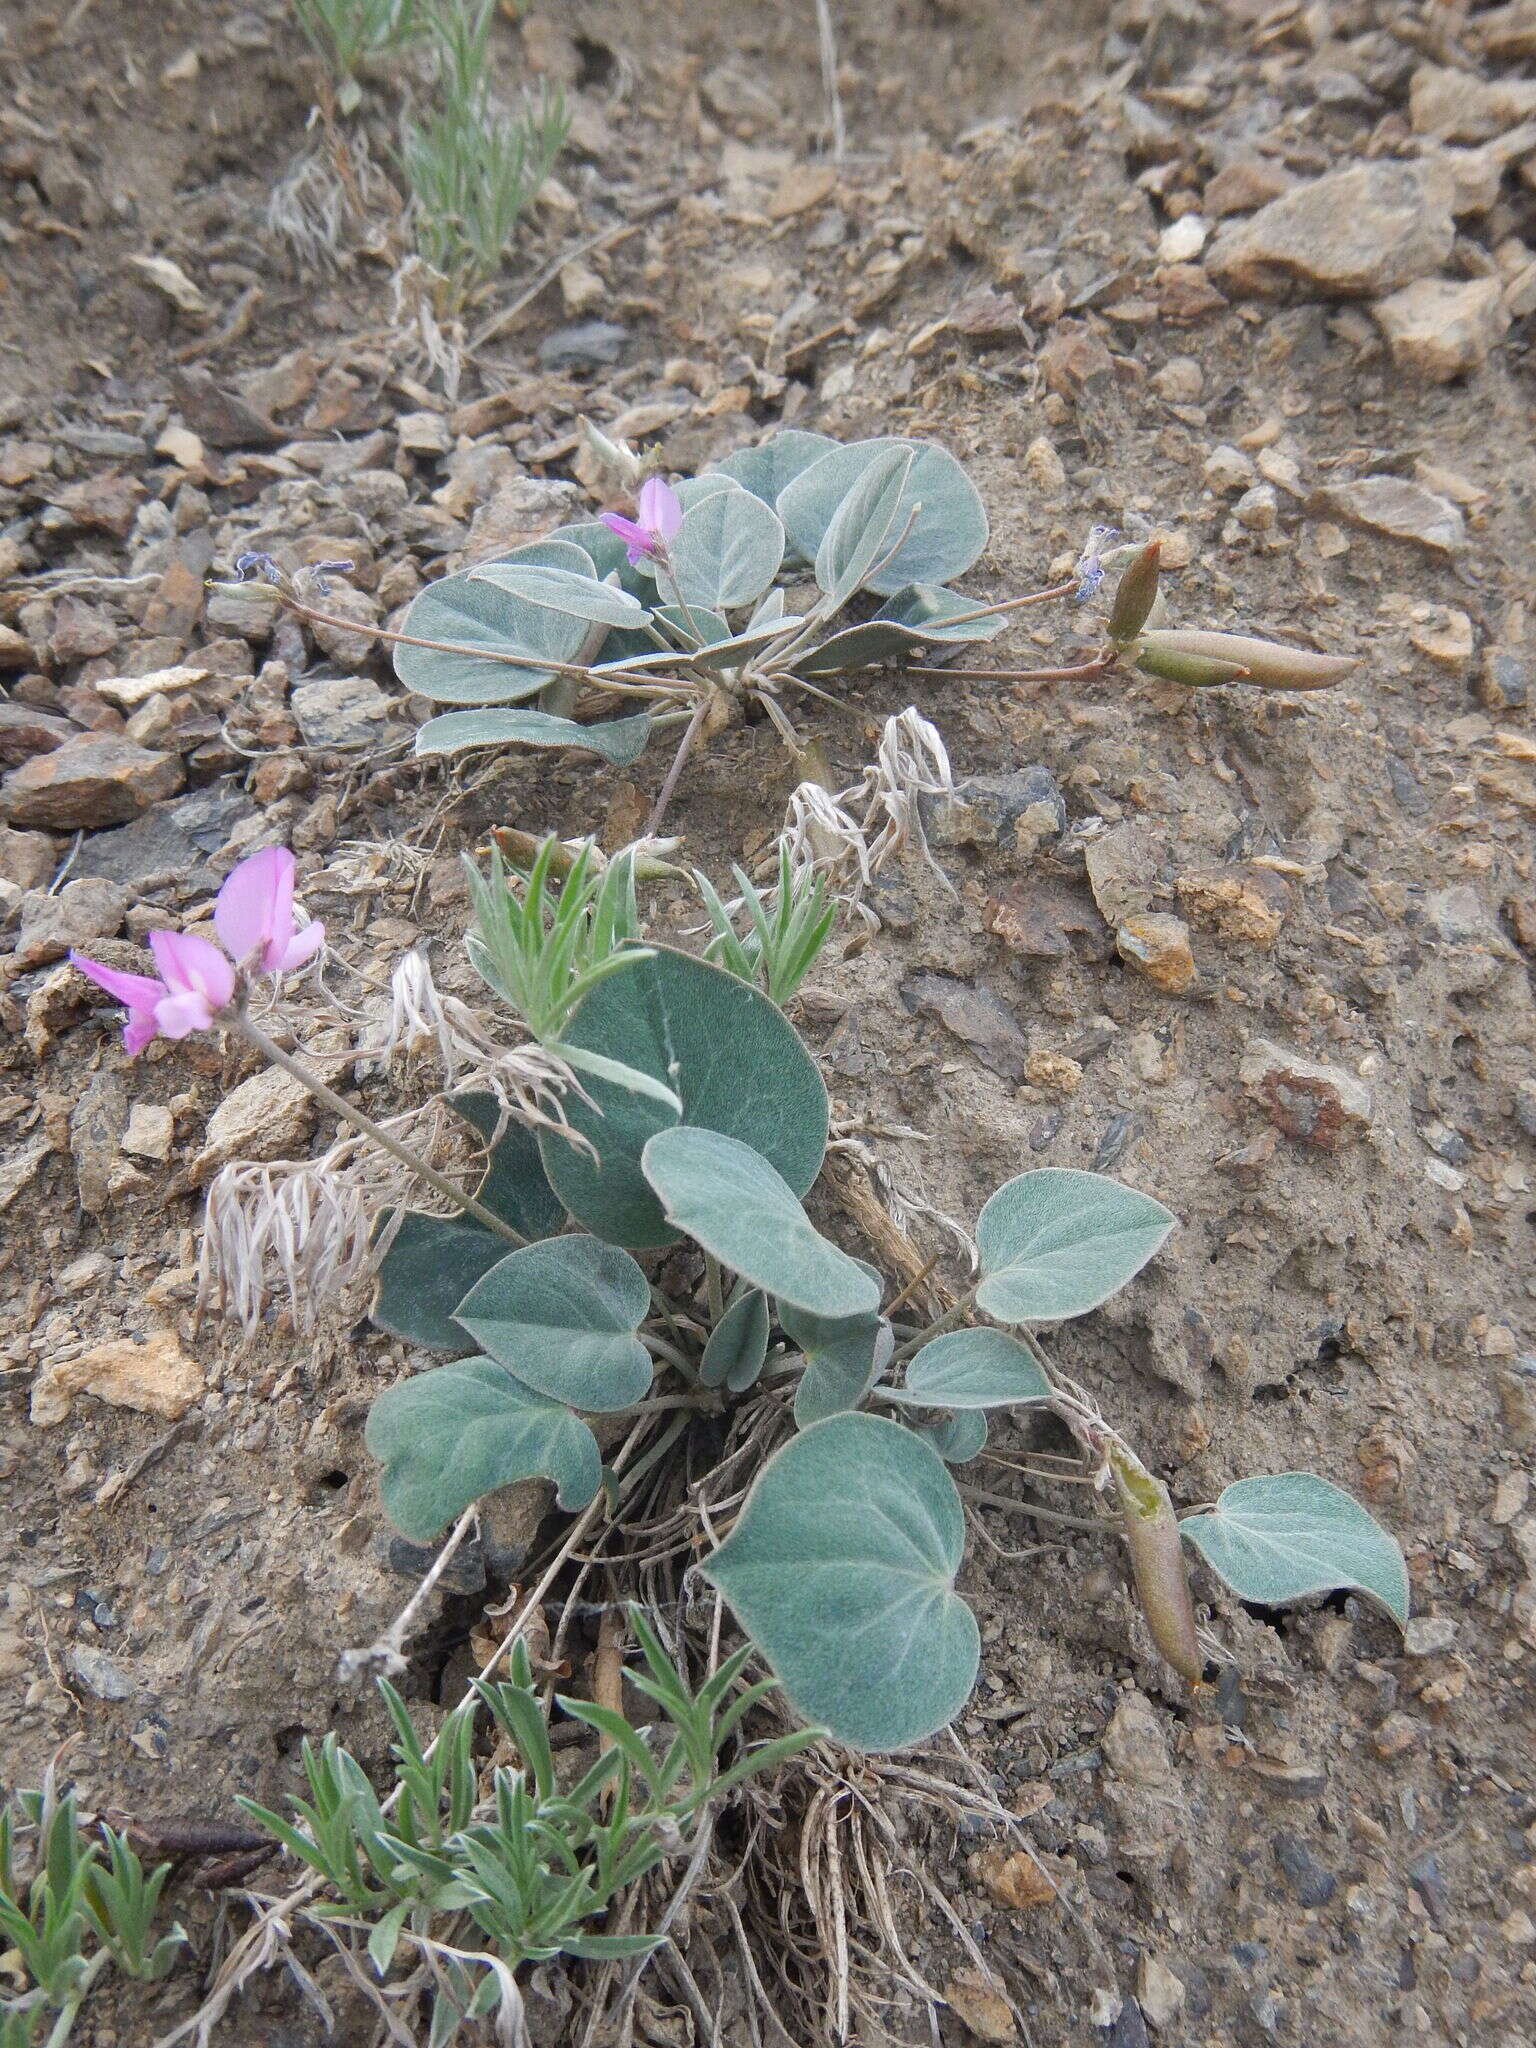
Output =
[
  {"x1": 1107, "y1": 540, "x2": 1162, "y2": 646},
  {"x1": 1109, "y1": 1446, "x2": 1203, "y2": 1684},
  {"x1": 1137, "y1": 628, "x2": 1356, "y2": 692},
  {"x1": 1134, "y1": 640, "x2": 1250, "y2": 689}
]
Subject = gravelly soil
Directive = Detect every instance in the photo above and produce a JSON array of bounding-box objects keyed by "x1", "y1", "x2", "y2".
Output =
[{"x1": 3, "y1": 2, "x2": 1536, "y2": 2044}]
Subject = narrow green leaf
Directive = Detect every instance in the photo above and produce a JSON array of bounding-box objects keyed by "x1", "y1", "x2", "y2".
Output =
[
  {"x1": 1180, "y1": 1473, "x2": 1409, "y2": 1626},
  {"x1": 642, "y1": 1128, "x2": 879, "y2": 1318},
  {"x1": 975, "y1": 1169, "x2": 1177, "y2": 1323},
  {"x1": 703, "y1": 1413, "x2": 979, "y2": 1751},
  {"x1": 454, "y1": 1237, "x2": 653, "y2": 1411},
  {"x1": 700, "y1": 1288, "x2": 771, "y2": 1390},
  {"x1": 888, "y1": 1328, "x2": 1052, "y2": 1410}
]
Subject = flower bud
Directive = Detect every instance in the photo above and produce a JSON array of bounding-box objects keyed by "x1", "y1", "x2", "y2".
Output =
[
  {"x1": 1137, "y1": 628, "x2": 1356, "y2": 691},
  {"x1": 1107, "y1": 540, "x2": 1162, "y2": 646}
]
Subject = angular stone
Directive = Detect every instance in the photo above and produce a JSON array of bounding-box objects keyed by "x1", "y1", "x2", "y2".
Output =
[
  {"x1": 1239, "y1": 1038, "x2": 1372, "y2": 1148},
  {"x1": 1117, "y1": 914, "x2": 1196, "y2": 993},
  {"x1": 921, "y1": 768, "x2": 1065, "y2": 864},
  {"x1": 0, "y1": 734, "x2": 183, "y2": 829},
  {"x1": 1372, "y1": 276, "x2": 1509, "y2": 382},
  {"x1": 1104, "y1": 1691, "x2": 1176, "y2": 1789},
  {"x1": 1313, "y1": 474, "x2": 1466, "y2": 554},
  {"x1": 193, "y1": 1065, "x2": 316, "y2": 1177},
  {"x1": 1409, "y1": 62, "x2": 1536, "y2": 142},
  {"x1": 902, "y1": 972, "x2": 1030, "y2": 1081},
  {"x1": 0, "y1": 825, "x2": 56, "y2": 889},
  {"x1": 0, "y1": 623, "x2": 32, "y2": 669},
  {"x1": 1136, "y1": 1955, "x2": 1186, "y2": 2031},
  {"x1": 12, "y1": 877, "x2": 128, "y2": 969},
  {"x1": 291, "y1": 673, "x2": 390, "y2": 748},
  {"x1": 1175, "y1": 865, "x2": 1291, "y2": 947},
  {"x1": 1208, "y1": 161, "x2": 1455, "y2": 298},
  {"x1": 205, "y1": 583, "x2": 277, "y2": 643},
  {"x1": 1204, "y1": 157, "x2": 1294, "y2": 217},
  {"x1": 0, "y1": 701, "x2": 74, "y2": 765},
  {"x1": 169, "y1": 366, "x2": 283, "y2": 448},
  {"x1": 93, "y1": 664, "x2": 210, "y2": 711},
  {"x1": 31, "y1": 1330, "x2": 204, "y2": 1427},
  {"x1": 122, "y1": 1103, "x2": 175, "y2": 1162},
  {"x1": 307, "y1": 585, "x2": 382, "y2": 671}
]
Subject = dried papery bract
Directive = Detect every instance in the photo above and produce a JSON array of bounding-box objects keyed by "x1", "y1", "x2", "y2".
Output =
[{"x1": 780, "y1": 706, "x2": 955, "y2": 925}]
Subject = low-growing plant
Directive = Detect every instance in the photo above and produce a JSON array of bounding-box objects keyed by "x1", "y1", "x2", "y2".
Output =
[
  {"x1": 235, "y1": 428, "x2": 1357, "y2": 835},
  {"x1": 0, "y1": 1772, "x2": 185, "y2": 2044},
  {"x1": 292, "y1": 0, "x2": 428, "y2": 111}
]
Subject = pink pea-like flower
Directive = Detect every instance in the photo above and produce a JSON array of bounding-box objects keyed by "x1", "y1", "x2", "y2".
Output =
[
  {"x1": 600, "y1": 476, "x2": 683, "y2": 567},
  {"x1": 70, "y1": 844, "x2": 323, "y2": 1056}
]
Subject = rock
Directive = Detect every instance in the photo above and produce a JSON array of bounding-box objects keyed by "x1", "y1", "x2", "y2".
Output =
[
  {"x1": 1104, "y1": 1691, "x2": 1176, "y2": 1790},
  {"x1": 1023, "y1": 1049, "x2": 1083, "y2": 1094},
  {"x1": 985, "y1": 878, "x2": 1109, "y2": 960},
  {"x1": 1409, "y1": 63, "x2": 1536, "y2": 142},
  {"x1": 1313, "y1": 474, "x2": 1466, "y2": 555},
  {"x1": 1151, "y1": 355, "x2": 1203, "y2": 401},
  {"x1": 1204, "y1": 443, "x2": 1256, "y2": 493},
  {"x1": 536, "y1": 320, "x2": 629, "y2": 372},
  {"x1": 378, "y1": 1533, "x2": 488, "y2": 1596},
  {"x1": 70, "y1": 1070, "x2": 130, "y2": 1214},
  {"x1": 0, "y1": 734, "x2": 183, "y2": 829},
  {"x1": 47, "y1": 597, "x2": 119, "y2": 665},
  {"x1": 93, "y1": 664, "x2": 210, "y2": 711},
  {"x1": 205, "y1": 583, "x2": 277, "y2": 642},
  {"x1": 395, "y1": 410, "x2": 452, "y2": 458},
  {"x1": 0, "y1": 701, "x2": 74, "y2": 766},
  {"x1": 1404, "y1": 1616, "x2": 1458, "y2": 1657},
  {"x1": 0, "y1": 1137, "x2": 52, "y2": 1212},
  {"x1": 72, "y1": 810, "x2": 205, "y2": 888},
  {"x1": 0, "y1": 826, "x2": 55, "y2": 889},
  {"x1": 971, "y1": 1846, "x2": 1059, "y2": 1910},
  {"x1": 31, "y1": 1330, "x2": 204, "y2": 1426},
  {"x1": 1372, "y1": 276, "x2": 1509, "y2": 382},
  {"x1": 1478, "y1": 646, "x2": 1529, "y2": 711},
  {"x1": 307, "y1": 585, "x2": 383, "y2": 671},
  {"x1": 1157, "y1": 214, "x2": 1207, "y2": 264},
  {"x1": 1274, "y1": 1832, "x2": 1337, "y2": 1907},
  {"x1": 70, "y1": 1647, "x2": 134, "y2": 1702},
  {"x1": 767, "y1": 161, "x2": 838, "y2": 219},
  {"x1": 1175, "y1": 865, "x2": 1290, "y2": 947},
  {"x1": 168, "y1": 366, "x2": 283, "y2": 448},
  {"x1": 122, "y1": 1103, "x2": 175, "y2": 1162},
  {"x1": 1204, "y1": 157, "x2": 1294, "y2": 217},
  {"x1": 902, "y1": 972, "x2": 1030, "y2": 1081},
  {"x1": 465, "y1": 476, "x2": 582, "y2": 562},
  {"x1": 1233, "y1": 482, "x2": 1279, "y2": 532},
  {"x1": 0, "y1": 622, "x2": 32, "y2": 668},
  {"x1": 920, "y1": 768, "x2": 1065, "y2": 864},
  {"x1": 1207, "y1": 161, "x2": 1454, "y2": 298},
  {"x1": 1023, "y1": 435, "x2": 1068, "y2": 494},
  {"x1": 291, "y1": 674, "x2": 391, "y2": 748},
  {"x1": 1117, "y1": 914, "x2": 1196, "y2": 993},
  {"x1": 11, "y1": 877, "x2": 129, "y2": 970},
  {"x1": 1409, "y1": 606, "x2": 1475, "y2": 672},
  {"x1": 1136, "y1": 1956, "x2": 1186, "y2": 2031},
  {"x1": 1086, "y1": 825, "x2": 1157, "y2": 924},
  {"x1": 1108, "y1": 2000, "x2": 1151, "y2": 2048},
  {"x1": 194, "y1": 1066, "x2": 316, "y2": 1177},
  {"x1": 943, "y1": 1971, "x2": 1016, "y2": 2043},
  {"x1": 1240, "y1": 1038, "x2": 1372, "y2": 1148}
]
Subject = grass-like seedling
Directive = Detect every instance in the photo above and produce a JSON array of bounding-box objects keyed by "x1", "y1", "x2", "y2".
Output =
[{"x1": 291, "y1": 0, "x2": 426, "y2": 112}]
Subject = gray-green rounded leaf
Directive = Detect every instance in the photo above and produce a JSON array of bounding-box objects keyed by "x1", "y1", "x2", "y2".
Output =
[
  {"x1": 415, "y1": 708, "x2": 652, "y2": 765},
  {"x1": 976, "y1": 1169, "x2": 1177, "y2": 1323},
  {"x1": 815, "y1": 442, "x2": 915, "y2": 606},
  {"x1": 713, "y1": 431, "x2": 839, "y2": 512},
  {"x1": 454, "y1": 1235, "x2": 652, "y2": 1412},
  {"x1": 916, "y1": 1410, "x2": 988, "y2": 1464},
  {"x1": 670, "y1": 486, "x2": 786, "y2": 612},
  {"x1": 780, "y1": 1275, "x2": 891, "y2": 1427},
  {"x1": 366, "y1": 1357, "x2": 600, "y2": 1540},
  {"x1": 393, "y1": 572, "x2": 592, "y2": 704},
  {"x1": 700, "y1": 1289, "x2": 771, "y2": 1391},
  {"x1": 477, "y1": 538, "x2": 602, "y2": 576},
  {"x1": 888, "y1": 1327, "x2": 1052, "y2": 1409},
  {"x1": 703, "y1": 1413, "x2": 979, "y2": 1751},
  {"x1": 468, "y1": 563, "x2": 650, "y2": 630},
  {"x1": 1180, "y1": 1473, "x2": 1409, "y2": 1627},
  {"x1": 777, "y1": 437, "x2": 988, "y2": 596},
  {"x1": 642, "y1": 1128, "x2": 878, "y2": 1319},
  {"x1": 538, "y1": 946, "x2": 828, "y2": 1249}
]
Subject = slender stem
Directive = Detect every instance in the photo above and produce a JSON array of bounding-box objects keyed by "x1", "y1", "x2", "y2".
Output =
[
  {"x1": 277, "y1": 594, "x2": 607, "y2": 683},
  {"x1": 958, "y1": 1485, "x2": 1117, "y2": 1536},
  {"x1": 911, "y1": 653, "x2": 1116, "y2": 684},
  {"x1": 642, "y1": 1330, "x2": 698, "y2": 1377},
  {"x1": 645, "y1": 694, "x2": 710, "y2": 836},
  {"x1": 229, "y1": 1013, "x2": 527, "y2": 1250},
  {"x1": 890, "y1": 1281, "x2": 980, "y2": 1365},
  {"x1": 703, "y1": 1254, "x2": 724, "y2": 1325},
  {"x1": 930, "y1": 577, "x2": 1078, "y2": 628}
]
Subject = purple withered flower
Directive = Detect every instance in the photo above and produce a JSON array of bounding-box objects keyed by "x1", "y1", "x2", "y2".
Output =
[{"x1": 600, "y1": 476, "x2": 683, "y2": 567}]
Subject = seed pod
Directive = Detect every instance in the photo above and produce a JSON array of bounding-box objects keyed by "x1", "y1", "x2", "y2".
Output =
[
  {"x1": 1109, "y1": 1445, "x2": 1203, "y2": 1684},
  {"x1": 1107, "y1": 541, "x2": 1162, "y2": 646},
  {"x1": 1137, "y1": 628, "x2": 1356, "y2": 692},
  {"x1": 1134, "y1": 641, "x2": 1250, "y2": 689}
]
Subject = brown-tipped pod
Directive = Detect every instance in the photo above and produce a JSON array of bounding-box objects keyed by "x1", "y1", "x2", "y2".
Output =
[
  {"x1": 1107, "y1": 541, "x2": 1162, "y2": 646},
  {"x1": 1135, "y1": 628, "x2": 1356, "y2": 692},
  {"x1": 1109, "y1": 1446, "x2": 1203, "y2": 1684}
]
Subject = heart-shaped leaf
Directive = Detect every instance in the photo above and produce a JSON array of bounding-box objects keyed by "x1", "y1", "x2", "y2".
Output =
[
  {"x1": 371, "y1": 1094, "x2": 564, "y2": 1353},
  {"x1": 468, "y1": 563, "x2": 650, "y2": 629},
  {"x1": 538, "y1": 946, "x2": 828, "y2": 1249},
  {"x1": 975, "y1": 1169, "x2": 1177, "y2": 1323},
  {"x1": 888, "y1": 1328, "x2": 1052, "y2": 1410},
  {"x1": 877, "y1": 584, "x2": 1008, "y2": 642},
  {"x1": 792, "y1": 586, "x2": 1006, "y2": 676},
  {"x1": 700, "y1": 1288, "x2": 771, "y2": 1391},
  {"x1": 915, "y1": 1410, "x2": 988, "y2": 1464},
  {"x1": 670, "y1": 487, "x2": 786, "y2": 612},
  {"x1": 366, "y1": 1356, "x2": 600, "y2": 1539},
  {"x1": 779, "y1": 1275, "x2": 891, "y2": 1427},
  {"x1": 541, "y1": 523, "x2": 653, "y2": 597},
  {"x1": 642, "y1": 1128, "x2": 878, "y2": 1319},
  {"x1": 414, "y1": 708, "x2": 652, "y2": 765},
  {"x1": 713, "y1": 430, "x2": 839, "y2": 515},
  {"x1": 1180, "y1": 1473, "x2": 1409, "y2": 1626},
  {"x1": 777, "y1": 437, "x2": 989, "y2": 595},
  {"x1": 477, "y1": 537, "x2": 607, "y2": 576},
  {"x1": 454, "y1": 1235, "x2": 653, "y2": 1411},
  {"x1": 814, "y1": 443, "x2": 915, "y2": 605},
  {"x1": 393, "y1": 572, "x2": 592, "y2": 705},
  {"x1": 703, "y1": 1412, "x2": 979, "y2": 1750}
]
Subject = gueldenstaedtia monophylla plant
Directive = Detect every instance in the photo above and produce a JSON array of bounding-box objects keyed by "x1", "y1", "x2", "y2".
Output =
[{"x1": 229, "y1": 425, "x2": 1358, "y2": 834}]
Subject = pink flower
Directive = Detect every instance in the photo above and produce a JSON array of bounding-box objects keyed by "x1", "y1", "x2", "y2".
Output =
[
  {"x1": 600, "y1": 476, "x2": 683, "y2": 566},
  {"x1": 214, "y1": 844, "x2": 325, "y2": 973},
  {"x1": 66, "y1": 958, "x2": 169, "y2": 1057}
]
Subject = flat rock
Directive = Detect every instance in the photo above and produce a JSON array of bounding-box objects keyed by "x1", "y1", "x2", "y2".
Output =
[
  {"x1": 306, "y1": 585, "x2": 383, "y2": 671},
  {"x1": 1240, "y1": 1038, "x2": 1373, "y2": 1148},
  {"x1": 169, "y1": 366, "x2": 284, "y2": 449},
  {"x1": 70, "y1": 1647, "x2": 134, "y2": 1701},
  {"x1": 1104, "y1": 1690, "x2": 1176, "y2": 1790},
  {"x1": 1313, "y1": 474, "x2": 1466, "y2": 554},
  {"x1": 193, "y1": 1065, "x2": 316, "y2": 1177},
  {"x1": 1117, "y1": 913, "x2": 1196, "y2": 992},
  {"x1": 1175, "y1": 865, "x2": 1291, "y2": 947},
  {"x1": 1372, "y1": 275, "x2": 1510, "y2": 382},
  {"x1": 1207, "y1": 160, "x2": 1454, "y2": 298},
  {"x1": 1410, "y1": 62, "x2": 1536, "y2": 141},
  {"x1": 921, "y1": 768, "x2": 1065, "y2": 864},
  {"x1": 291, "y1": 673, "x2": 390, "y2": 748},
  {"x1": 72, "y1": 808, "x2": 205, "y2": 888},
  {"x1": 0, "y1": 701, "x2": 74, "y2": 766},
  {"x1": 122, "y1": 1103, "x2": 175, "y2": 1162},
  {"x1": 902, "y1": 972, "x2": 1029, "y2": 1081},
  {"x1": 0, "y1": 826, "x2": 55, "y2": 890},
  {"x1": 0, "y1": 733, "x2": 183, "y2": 829},
  {"x1": 93, "y1": 664, "x2": 210, "y2": 711},
  {"x1": 31, "y1": 1330, "x2": 204, "y2": 1427},
  {"x1": 12, "y1": 877, "x2": 128, "y2": 969}
]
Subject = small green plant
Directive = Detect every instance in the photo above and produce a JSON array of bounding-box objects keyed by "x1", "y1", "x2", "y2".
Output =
[
  {"x1": 291, "y1": 0, "x2": 426, "y2": 110},
  {"x1": 361, "y1": 847, "x2": 1410, "y2": 1753},
  {"x1": 0, "y1": 1773, "x2": 185, "y2": 2044},
  {"x1": 694, "y1": 847, "x2": 836, "y2": 1007},
  {"x1": 401, "y1": 0, "x2": 569, "y2": 302},
  {"x1": 236, "y1": 1624, "x2": 812, "y2": 2041}
]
